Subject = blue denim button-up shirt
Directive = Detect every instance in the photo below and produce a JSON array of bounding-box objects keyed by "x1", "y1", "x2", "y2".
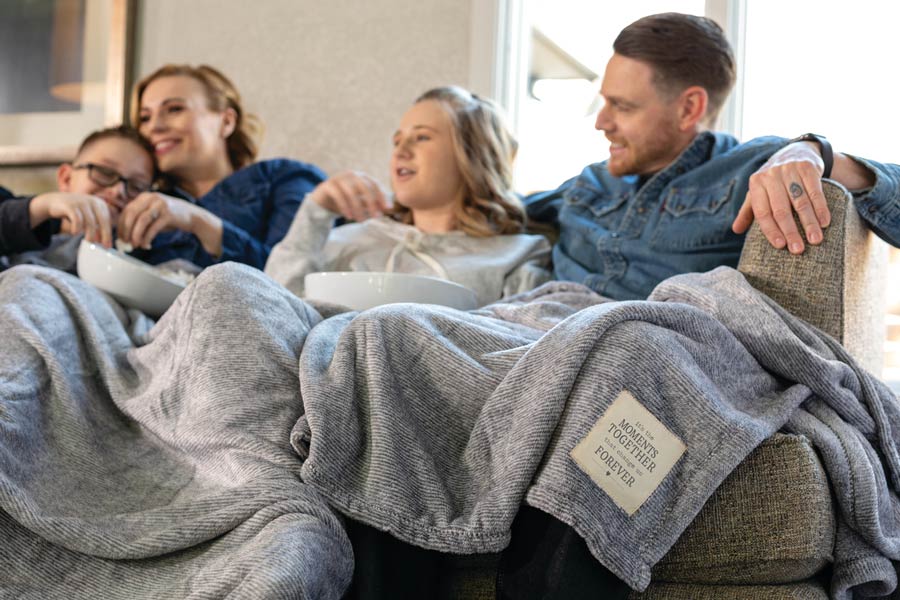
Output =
[
  {"x1": 132, "y1": 158, "x2": 326, "y2": 269},
  {"x1": 526, "y1": 132, "x2": 900, "y2": 300}
]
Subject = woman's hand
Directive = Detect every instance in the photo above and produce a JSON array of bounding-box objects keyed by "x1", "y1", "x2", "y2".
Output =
[
  {"x1": 118, "y1": 192, "x2": 223, "y2": 257},
  {"x1": 309, "y1": 171, "x2": 390, "y2": 222},
  {"x1": 29, "y1": 192, "x2": 114, "y2": 248}
]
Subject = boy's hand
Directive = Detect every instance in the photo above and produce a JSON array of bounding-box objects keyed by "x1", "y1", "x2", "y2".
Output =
[{"x1": 29, "y1": 192, "x2": 114, "y2": 248}]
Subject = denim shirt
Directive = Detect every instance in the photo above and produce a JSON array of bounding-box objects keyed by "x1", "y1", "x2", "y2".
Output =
[
  {"x1": 526, "y1": 132, "x2": 900, "y2": 300},
  {"x1": 131, "y1": 158, "x2": 326, "y2": 269}
]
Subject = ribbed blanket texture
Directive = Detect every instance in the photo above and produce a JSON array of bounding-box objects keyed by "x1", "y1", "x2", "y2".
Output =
[{"x1": 2, "y1": 263, "x2": 899, "y2": 599}]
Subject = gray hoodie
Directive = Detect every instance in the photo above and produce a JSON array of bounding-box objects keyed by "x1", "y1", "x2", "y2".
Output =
[{"x1": 264, "y1": 198, "x2": 552, "y2": 307}]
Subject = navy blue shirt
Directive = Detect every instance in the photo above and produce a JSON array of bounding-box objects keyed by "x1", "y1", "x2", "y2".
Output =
[
  {"x1": 131, "y1": 158, "x2": 326, "y2": 269},
  {"x1": 0, "y1": 187, "x2": 55, "y2": 255}
]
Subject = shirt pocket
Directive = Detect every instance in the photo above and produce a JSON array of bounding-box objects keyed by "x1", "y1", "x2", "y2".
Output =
[
  {"x1": 650, "y1": 179, "x2": 737, "y2": 251},
  {"x1": 563, "y1": 182, "x2": 630, "y2": 229}
]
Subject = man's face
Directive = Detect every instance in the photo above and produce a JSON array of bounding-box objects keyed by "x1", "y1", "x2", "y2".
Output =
[
  {"x1": 594, "y1": 53, "x2": 689, "y2": 177},
  {"x1": 57, "y1": 137, "x2": 154, "y2": 220}
]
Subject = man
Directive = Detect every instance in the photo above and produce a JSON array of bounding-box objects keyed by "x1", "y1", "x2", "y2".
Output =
[
  {"x1": 0, "y1": 125, "x2": 155, "y2": 258},
  {"x1": 526, "y1": 12, "x2": 900, "y2": 301}
]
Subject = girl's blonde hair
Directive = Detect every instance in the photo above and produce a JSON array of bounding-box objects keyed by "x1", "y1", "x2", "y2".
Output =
[
  {"x1": 130, "y1": 64, "x2": 263, "y2": 171},
  {"x1": 390, "y1": 86, "x2": 526, "y2": 236}
]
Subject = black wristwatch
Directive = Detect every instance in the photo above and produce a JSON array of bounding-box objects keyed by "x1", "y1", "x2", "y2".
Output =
[{"x1": 788, "y1": 133, "x2": 833, "y2": 179}]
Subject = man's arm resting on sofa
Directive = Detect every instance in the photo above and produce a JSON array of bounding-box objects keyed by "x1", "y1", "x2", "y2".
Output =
[{"x1": 731, "y1": 139, "x2": 883, "y2": 253}]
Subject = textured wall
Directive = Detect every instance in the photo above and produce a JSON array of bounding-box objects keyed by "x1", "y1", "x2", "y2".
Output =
[
  {"x1": 0, "y1": 165, "x2": 58, "y2": 195},
  {"x1": 136, "y1": 0, "x2": 474, "y2": 184}
]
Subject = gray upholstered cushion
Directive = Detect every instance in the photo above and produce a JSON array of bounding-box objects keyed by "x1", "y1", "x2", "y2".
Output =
[
  {"x1": 738, "y1": 179, "x2": 889, "y2": 375},
  {"x1": 650, "y1": 434, "x2": 834, "y2": 585},
  {"x1": 629, "y1": 581, "x2": 828, "y2": 600}
]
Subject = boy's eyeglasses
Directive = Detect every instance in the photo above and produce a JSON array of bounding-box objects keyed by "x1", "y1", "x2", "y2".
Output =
[{"x1": 72, "y1": 163, "x2": 151, "y2": 199}]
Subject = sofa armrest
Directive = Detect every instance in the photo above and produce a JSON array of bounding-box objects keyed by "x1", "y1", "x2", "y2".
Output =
[{"x1": 737, "y1": 179, "x2": 888, "y2": 375}]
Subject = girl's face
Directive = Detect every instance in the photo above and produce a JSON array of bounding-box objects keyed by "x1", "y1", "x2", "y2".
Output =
[
  {"x1": 137, "y1": 75, "x2": 234, "y2": 179},
  {"x1": 390, "y1": 100, "x2": 465, "y2": 214}
]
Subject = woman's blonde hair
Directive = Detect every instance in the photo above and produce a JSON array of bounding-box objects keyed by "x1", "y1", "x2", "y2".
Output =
[
  {"x1": 389, "y1": 86, "x2": 526, "y2": 236},
  {"x1": 130, "y1": 64, "x2": 262, "y2": 171}
]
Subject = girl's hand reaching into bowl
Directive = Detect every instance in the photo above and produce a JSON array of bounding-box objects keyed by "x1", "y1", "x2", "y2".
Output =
[{"x1": 309, "y1": 171, "x2": 391, "y2": 222}]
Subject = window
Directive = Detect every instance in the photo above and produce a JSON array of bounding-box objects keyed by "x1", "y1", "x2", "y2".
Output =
[
  {"x1": 514, "y1": 0, "x2": 705, "y2": 194},
  {"x1": 514, "y1": 0, "x2": 899, "y2": 386},
  {"x1": 740, "y1": 2, "x2": 900, "y2": 162}
]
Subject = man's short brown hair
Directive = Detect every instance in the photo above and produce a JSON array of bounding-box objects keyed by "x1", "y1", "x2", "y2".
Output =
[{"x1": 614, "y1": 12, "x2": 736, "y2": 126}]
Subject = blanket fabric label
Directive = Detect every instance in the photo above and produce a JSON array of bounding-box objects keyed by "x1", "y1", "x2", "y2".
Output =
[{"x1": 570, "y1": 390, "x2": 686, "y2": 516}]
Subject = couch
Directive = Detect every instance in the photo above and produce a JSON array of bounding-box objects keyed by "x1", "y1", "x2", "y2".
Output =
[
  {"x1": 625, "y1": 182, "x2": 890, "y2": 599},
  {"x1": 404, "y1": 179, "x2": 890, "y2": 599}
]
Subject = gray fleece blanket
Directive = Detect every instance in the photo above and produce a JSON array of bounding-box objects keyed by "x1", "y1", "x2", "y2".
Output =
[
  {"x1": 293, "y1": 266, "x2": 900, "y2": 599},
  {"x1": 0, "y1": 264, "x2": 351, "y2": 599},
  {"x1": 2, "y1": 262, "x2": 899, "y2": 599}
]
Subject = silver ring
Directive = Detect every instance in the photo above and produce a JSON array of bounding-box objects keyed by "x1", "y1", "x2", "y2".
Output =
[{"x1": 150, "y1": 209, "x2": 160, "y2": 220}]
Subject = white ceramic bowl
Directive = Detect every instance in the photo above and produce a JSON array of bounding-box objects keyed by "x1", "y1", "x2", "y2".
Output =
[
  {"x1": 76, "y1": 240, "x2": 188, "y2": 317},
  {"x1": 304, "y1": 271, "x2": 478, "y2": 311}
]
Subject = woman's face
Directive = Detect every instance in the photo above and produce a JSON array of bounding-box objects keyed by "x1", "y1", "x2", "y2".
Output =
[
  {"x1": 137, "y1": 75, "x2": 233, "y2": 179},
  {"x1": 390, "y1": 100, "x2": 465, "y2": 213}
]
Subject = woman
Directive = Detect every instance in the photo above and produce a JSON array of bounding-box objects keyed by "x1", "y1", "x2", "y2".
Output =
[
  {"x1": 119, "y1": 64, "x2": 325, "y2": 269},
  {"x1": 265, "y1": 86, "x2": 551, "y2": 308}
]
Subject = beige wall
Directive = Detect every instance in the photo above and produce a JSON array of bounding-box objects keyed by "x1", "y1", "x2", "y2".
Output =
[
  {"x1": 0, "y1": 165, "x2": 59, "y2": 195},
  {"x1": 1, "y1": 0, "x2": 486, "y2": 194},
  {"x1": 136, "y1": 0, "x2": 476, "y2": 184}
]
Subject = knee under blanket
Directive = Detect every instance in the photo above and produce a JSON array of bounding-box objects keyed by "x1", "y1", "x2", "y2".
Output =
[
  {"x1": 0, "y1": 264, "x2": 351, "y2": 599},
  {"x1": 292, "y1": 266, "x2": 900, "y2": 599},
  {"x1": 2, "y1": 263, "x2": 899, "y2": 599}
]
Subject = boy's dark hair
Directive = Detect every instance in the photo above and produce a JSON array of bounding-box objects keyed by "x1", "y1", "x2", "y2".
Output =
[
  {"x1": 75, "y1": 125, "x2": 156, "y2": 167},
  {"x1": 614, "y1": 12, "x2": 736, "y2": 125}
]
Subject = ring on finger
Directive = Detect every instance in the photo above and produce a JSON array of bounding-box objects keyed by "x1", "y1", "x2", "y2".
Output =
[
  {"x1": 789, "y1": 182, "x2": 804, "y2": 199},
  {"x1": 150, "y1": 209, "x2": 160, "y2": 220}
]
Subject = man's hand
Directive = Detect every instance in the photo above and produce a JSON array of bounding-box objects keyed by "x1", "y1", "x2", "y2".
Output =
[
  {"x1": 731, "y1": 141, "x2": 831, "y2": 254},
  {"x1": 29, "y1": 192, "x2": 114, "y2": 248}
]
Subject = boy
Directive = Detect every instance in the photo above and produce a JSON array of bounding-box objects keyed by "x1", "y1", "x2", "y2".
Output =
[{"x1": 0, "y1": 125, "x2": 155, "y2": 262}]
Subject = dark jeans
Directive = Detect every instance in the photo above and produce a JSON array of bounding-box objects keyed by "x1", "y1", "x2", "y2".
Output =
[{"x1": 343, "y1": 505, "x2": 630, "y2": 599}]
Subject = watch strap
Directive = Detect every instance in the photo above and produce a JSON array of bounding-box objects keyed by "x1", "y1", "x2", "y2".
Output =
[{"x1": 789, "y1": 133, "x2": 833, "y2": 179}]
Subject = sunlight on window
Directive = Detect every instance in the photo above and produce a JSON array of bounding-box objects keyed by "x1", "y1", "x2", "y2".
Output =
[
  {"x1": 741, "y1": 2, "x2": 900, "y2": 162},
  {"x1": 515, "y1": 0, "x2": 704, "y2": 194},
  {"x1": 520, "y1": 0, "x2": 900, "y2": 385}
]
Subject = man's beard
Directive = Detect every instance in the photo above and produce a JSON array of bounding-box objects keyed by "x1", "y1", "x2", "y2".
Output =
[{"x1": 607, "y1": 125, "x2": 681, "y2": 177}]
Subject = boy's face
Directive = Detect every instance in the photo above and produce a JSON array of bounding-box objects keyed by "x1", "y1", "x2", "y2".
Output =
[{"x1": 57, "y1": 137, "x2": 154, "y2": 221}]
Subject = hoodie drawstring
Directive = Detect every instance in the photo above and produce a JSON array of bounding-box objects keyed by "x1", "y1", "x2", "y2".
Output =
[{"x1": 384, "y1": 234, "x2": 449, "y2": 280}]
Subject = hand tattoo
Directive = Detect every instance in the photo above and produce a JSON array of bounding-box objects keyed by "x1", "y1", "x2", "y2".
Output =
[{"x1": 789, "y1": 182, "x2": 804, "y2": 199}]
